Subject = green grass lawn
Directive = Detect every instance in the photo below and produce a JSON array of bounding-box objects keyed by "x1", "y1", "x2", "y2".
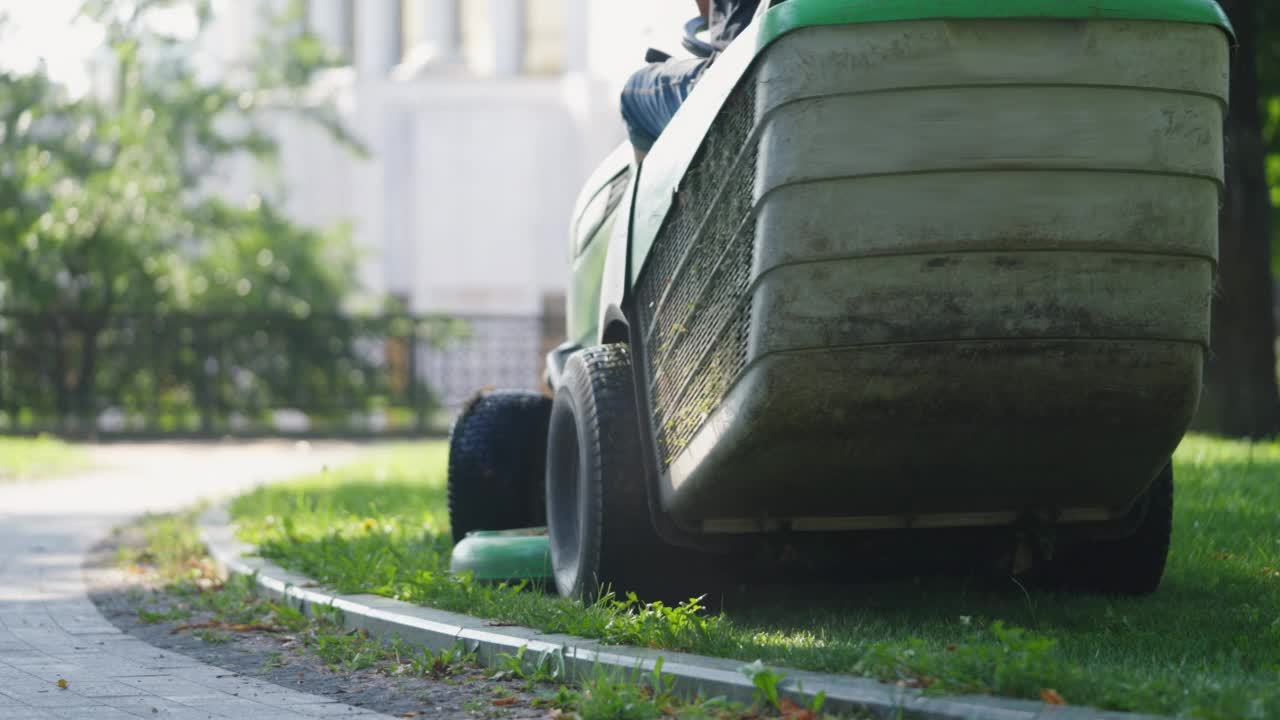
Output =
[
  {"x1": 230, "y1": 436, "x2": 1280, "y2": 719},
  {"x1": 0, "y1": 435, "x2": 90, "y2": 482}
]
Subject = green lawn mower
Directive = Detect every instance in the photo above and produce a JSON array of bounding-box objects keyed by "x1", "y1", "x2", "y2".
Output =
[{"x1": 448, "y1": 0, "x2": 1233, "y2": 599}]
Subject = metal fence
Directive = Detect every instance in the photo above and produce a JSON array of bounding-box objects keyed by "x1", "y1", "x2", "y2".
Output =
[{"x1": 0, "y1": 312, "x2": 546, "y2": 438}]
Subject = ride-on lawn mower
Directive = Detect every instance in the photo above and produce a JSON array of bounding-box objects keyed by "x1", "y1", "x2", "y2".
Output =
[{"x1": 448, "y1": 0, "x2": 1233, "y2": 600}]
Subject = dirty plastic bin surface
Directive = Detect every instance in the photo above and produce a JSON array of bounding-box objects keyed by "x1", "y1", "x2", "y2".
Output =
[{"x1": 630, "y1": 3, "x2": 1231, "y2": 533}]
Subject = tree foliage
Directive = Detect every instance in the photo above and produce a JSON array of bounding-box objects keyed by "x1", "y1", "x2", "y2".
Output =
[
  {"x1": 0, "y1": 0, "x2": 359, "y2": 317},
  {"x1": 0, "y1": 0, "x2": 422, "y2": 433}
]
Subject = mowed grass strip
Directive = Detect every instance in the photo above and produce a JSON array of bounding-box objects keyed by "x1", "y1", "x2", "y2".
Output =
[
  {"x1": 230, "y1": 436, "x2": 1280, "y2": 719},
  {"x1": 0, "y1": 435, "x2": 90, "y2": 482}
]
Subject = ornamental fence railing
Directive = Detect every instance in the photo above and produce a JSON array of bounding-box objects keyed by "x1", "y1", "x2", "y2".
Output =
[{"x1": 0, "y1": 311, "x2": 547, "y2": 438}]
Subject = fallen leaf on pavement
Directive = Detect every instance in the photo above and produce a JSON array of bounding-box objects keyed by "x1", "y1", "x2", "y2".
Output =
[
  {"x1": 1041, "y1": 689, "x2": 1066, "y2": 705},
  {"x1": 778, "y1": 698, "x2": 817, "y2": 719}
]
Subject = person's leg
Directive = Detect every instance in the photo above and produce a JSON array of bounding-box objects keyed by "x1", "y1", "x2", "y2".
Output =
[{"x1": 620, "y1": 57, "x2": 709, "y2": 162}]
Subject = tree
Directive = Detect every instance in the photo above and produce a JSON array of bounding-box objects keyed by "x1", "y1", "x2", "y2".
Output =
[
  {"x1": 1197, "y1": 0, "x2": 1280, "y2": 438},
  {"x1": 0, "y1": 0, "x2": 383, "y2": 431}
]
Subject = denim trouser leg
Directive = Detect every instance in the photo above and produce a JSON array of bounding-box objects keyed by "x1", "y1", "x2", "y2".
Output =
[{"x1": 620, "y1": 57, "x2": 710, "y2": 153}]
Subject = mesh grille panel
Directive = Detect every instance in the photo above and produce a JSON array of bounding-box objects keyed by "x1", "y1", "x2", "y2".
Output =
[{"x1": 636, "y1": 81, "x2": 758, "y2": 468}]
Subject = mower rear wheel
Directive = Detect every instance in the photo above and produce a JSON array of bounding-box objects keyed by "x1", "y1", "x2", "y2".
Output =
[
  {"x1": 447, "y1": 390, "x2": 551, "y2": 545},
  {"x1": 1037, "y1": 463, "x2": 1174, "y2": 595},
  {"x1": 546, "y1": 344, "x2": 671, "y2": 601}
]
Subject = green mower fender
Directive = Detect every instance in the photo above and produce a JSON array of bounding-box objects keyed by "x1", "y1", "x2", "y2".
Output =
[{"x1": 449, "y1": 528, "x2": 553, "y2": 584}]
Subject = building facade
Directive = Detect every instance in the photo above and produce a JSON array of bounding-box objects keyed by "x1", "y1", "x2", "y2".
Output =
[{"x1": 207, "y1": 0, "x2": 691, "y2": 401}]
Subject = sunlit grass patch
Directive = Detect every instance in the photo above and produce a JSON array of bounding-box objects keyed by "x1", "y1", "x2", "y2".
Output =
[
  {"x1": 230, "y1": 436, "x2": 1280, "y2": 718},
  {"x1": 0, "y1": 435, "x2": 90, "y2": 482}
]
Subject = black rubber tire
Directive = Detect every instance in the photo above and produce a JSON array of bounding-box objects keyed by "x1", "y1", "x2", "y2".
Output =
[
  {"x1": 447, "y1": 390, "x2": 552, "y2": 545},
  {"x1": 546, "y1": 344, "x2": 671, "y2": 601},
  {"x1": 1036, "y1": 463, "x2": 1174, "y2": 595}
]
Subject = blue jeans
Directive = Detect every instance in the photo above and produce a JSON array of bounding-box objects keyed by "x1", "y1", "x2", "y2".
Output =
[{"x1": 620, "y1": 58, "x2": 710, "y2": 153}]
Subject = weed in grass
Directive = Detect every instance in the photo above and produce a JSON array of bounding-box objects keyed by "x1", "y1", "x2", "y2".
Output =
[
  {"x1": 739, "y1": 660, "x2": 786, "y2": 710},
  {"x1": 310, "y1": 602, "x2": 345, "y2": 628},
  {"x1": 267, "y1": 602, "x2": 309, "y2": 632},
  {"x1": 857, "y1": 621, "x2": 1071, "y2": 698},
  {"x1": 407, "y1": 643, "x2": 474, "y2": 679},
  {"x1": 565, "y1": 668, "x2": 665, "y2": 720},
  {"x1": 495, "y1": 645, "x2": 567, "y2": 690},
  {"x1": 194, "y1": 629, "x2": 230, "y2": 644},
  {"x1": 546, "y1": 662, "x2": 784, "y2": 720},
  {"x1": 136, "y1": 607, "x2": 190, "y2": 624},
  {"x1": 262, "y1": 652, "x2": 287, "y2": 671}
]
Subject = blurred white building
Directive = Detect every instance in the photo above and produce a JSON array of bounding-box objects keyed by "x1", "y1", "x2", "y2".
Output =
[
  {"x1": 199, "y1": 0, "x2": 692, "y2": 399},
  {"x1": 208, "y1": 0, "x2": 691, "y2": 317}
]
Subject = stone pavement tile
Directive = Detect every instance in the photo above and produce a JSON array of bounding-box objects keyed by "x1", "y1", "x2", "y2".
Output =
[
  {"x1": 164, "y1": 665, "x2": 245, "y2": 684},
  {"x1": 98, "y1": 664, "x2": 170, "y2": 679},
  {"x1": 68, "y1": 630, "x2": 127, "y2": 641},
  {"x1": 61, "y1": 680, "x2": 153, "y2": 698},
  {"x1": 0, "y1": 687, "x2": 98, "y2": 709},
  {"x1": 48, "y1": 649, "x2": 133, "y2": 667},
  {"x1": 105, "y1": 642, "x2": 204, "y2": 670},
  {"x1": 90, "y1": 656, "x2": 174, "y2": 678},
  {"x1": 187, "y1": 674, "x2": 284, "y2": 697},
  {"x1": 49, "y1": 707, "x2": 140, "y2": 720},
  {"x1": 102, "y1": 695, "x2": 226, "y2": 719},
  {"x1": 1, "y1": 443, "x2": 373, "y2": 720},
  {"x1": 115, "y1": 674, "x2": 224, "y2": 697},
  {"x1": 0, "y1": 665, "x2": 59, "y2": 683},
  {"x1": 0, "y1": 632, "x2": 31, "y2": 651},
  {"x1": 0, "y1": 708, "x2": 60, "y2": 720},
  {"x1": 169, "y1": 694, "x2": 317, "y2": 718},
  {"x1": 248, "y1": 689, "x2": 350, "y2": 707},
  {"x1": 52, "y1": 609, "x2": 119, "y2": 635},
  {"x1": 295, "y1": 704, "x2": 388, "y2": 718},
  {"x1": 0, "y1": 661, "x2": 48, "y2": 681},
  {"x1": 12, "y1": 607, "x2": 59, "y2": 623},
  {"x1": 15, "y1": 662, "x2": 105, "y2": 682},
  {"x1": 51, "y1": 636, "x2": 120, "y2": 651},
  {"x1": 7, "y1": 634, "x2": 82, "y2": 655},
  {"x1": 0, "y1": 649, "x2": 56, "y2": 665}
]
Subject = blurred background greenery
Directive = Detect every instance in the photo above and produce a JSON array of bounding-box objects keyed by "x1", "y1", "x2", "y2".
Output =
[{"x1": 2, "y1": 1, "x2": 1280, "y2": 438}]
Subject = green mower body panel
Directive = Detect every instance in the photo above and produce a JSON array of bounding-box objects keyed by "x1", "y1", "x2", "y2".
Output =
[
  {"x1": 449, "y1": 529, "x2": 553, "y2": 583},
  {"x1": 758, "y1": 0, "x2": 1233, "y2": 42},
  {"x1": 564, "y1": 0, "x2": 1231, "y2": 536}
]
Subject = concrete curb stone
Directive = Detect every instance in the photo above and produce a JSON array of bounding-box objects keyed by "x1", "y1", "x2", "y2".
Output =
[{"x1": 199, "y1": 506, "x2": 1166, "y2": 720}]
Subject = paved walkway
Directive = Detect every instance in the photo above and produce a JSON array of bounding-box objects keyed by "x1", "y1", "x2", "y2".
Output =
[{"x1": 0, "y1": 442, "x2": 394, "y2": 719}]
